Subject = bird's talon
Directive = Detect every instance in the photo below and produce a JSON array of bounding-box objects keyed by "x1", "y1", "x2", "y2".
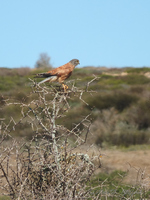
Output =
[{"x1": 62, "y1": 84, "x2": 68, "y2": 92}]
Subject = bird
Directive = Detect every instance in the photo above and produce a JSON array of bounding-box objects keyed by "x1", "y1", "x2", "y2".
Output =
[{"x1": 35, "y1": 59, "x2": 80, "y2": 91}]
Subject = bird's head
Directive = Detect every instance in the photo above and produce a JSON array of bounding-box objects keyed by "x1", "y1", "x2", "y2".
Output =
[{"x1": 69, "y1": 59, "x2": 80, "y2": 67}]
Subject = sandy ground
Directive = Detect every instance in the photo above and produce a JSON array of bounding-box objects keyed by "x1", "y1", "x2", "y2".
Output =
[
  {"x1": 101, "y1": 149, "x2": 150, "y2": 185},
  {"x1": 75, "y1": 145, "x2": 150, "y2": 186}
]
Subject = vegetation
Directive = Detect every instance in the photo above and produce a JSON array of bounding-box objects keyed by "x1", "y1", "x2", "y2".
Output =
[
  {"x1": 126, "y1": 67, "x2": 150, "y2": 73},
  {"x1": 1, "y1": 66, "x2": 150, "y2": 146},
  {"x1": 0, "y1": 65, "x2": 150, "y2": 198},
  {"x1": 87, "y1": 170, "x2": 150, "y2": 199}
]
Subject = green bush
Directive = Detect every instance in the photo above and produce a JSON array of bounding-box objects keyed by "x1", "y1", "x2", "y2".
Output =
[
  {"x1": 99, "y1": 75, "x2": 125, "y2": 86},
  {"x1": 113, "y1": 92, "x2": 138, "y2": 112},
  {"x1": 99, "y1": 74, "x2": 150, "y2": 86},
  {"x1": 126, "y1": 67, "x2": 150, "y2": 73},
  {"x1": 121, "y1": 74, "x2": 150, "y2": 85},
  {"x1": 87, "y1": 92, "x2": 138, "y2": 112}
]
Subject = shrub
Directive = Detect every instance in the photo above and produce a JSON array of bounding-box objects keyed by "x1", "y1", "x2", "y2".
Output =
[
  {"x1": 113, "y1": 92, "x2": 138, "y2": 112},
  {"x1": 0, "y1": 78, "x2": 101, "y2": 199},
  {"x1": 109, "y1": 123, "x2": 150, "y2": 147},
  {"x1": 87, "y1": 92, "x2": 138, "y2": 112},
  {"x1": 121, "y1": 74, "x2": 150, "y2": 85},
  {"x1": 129, "y1": 85, "x2": 144, "y2": 94},
  {"x1": 95, "y1": 122, "x2": 150, "y2": 147},
  {"x1": 92, "y1": 108, "x2": 150, "y2": 147},
  {"x1": 126, "y1": 67, "x2": 150, "y2": 73},
  {"x1": 99, "y1": 75, "x2": 125, "y2": 86},
  {"x1": 126, "y1": 100, "x2": 150, "y2": 129}
]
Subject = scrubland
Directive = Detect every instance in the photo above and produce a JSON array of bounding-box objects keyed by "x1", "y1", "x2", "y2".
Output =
[{"x1": 0, "y1": 66, "x2": 150, "y2": 199}]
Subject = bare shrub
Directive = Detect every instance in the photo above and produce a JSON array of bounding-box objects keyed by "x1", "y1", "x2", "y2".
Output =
[{"x1": 0, "y1": 77, "x2": 102, "y2": 199}]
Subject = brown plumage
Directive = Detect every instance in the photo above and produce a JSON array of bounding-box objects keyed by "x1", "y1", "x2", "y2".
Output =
[{"x1": 35, "y1": 59, "x2": 80, "y2": 91}]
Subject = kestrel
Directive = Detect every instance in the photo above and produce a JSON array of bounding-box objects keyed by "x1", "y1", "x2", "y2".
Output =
[{"x1": 35, "y1": 59, "x2": 80, "y2": 91}]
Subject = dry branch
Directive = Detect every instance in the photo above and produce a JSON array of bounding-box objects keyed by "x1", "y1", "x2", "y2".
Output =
[{"x1": 0, "y1": 77, "x2": 102, "y2": 199}]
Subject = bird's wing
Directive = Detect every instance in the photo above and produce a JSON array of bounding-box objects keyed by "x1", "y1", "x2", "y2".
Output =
[
  {"x1": 47, "y1": 62, "x2": 73, "y2": 76},
  {"x1": 35, "y1": 62, "x2": 74, "y2": 84},
  {"x1": 35, "y1": 72, "x2": 57, "y2": 78}
]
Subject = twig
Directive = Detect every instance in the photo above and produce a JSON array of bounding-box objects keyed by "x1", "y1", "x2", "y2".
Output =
[{"x1": 0, "y1": 162, "x2": 15, "y2": 197}]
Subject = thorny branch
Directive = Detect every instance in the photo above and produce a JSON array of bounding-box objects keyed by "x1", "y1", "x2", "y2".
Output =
[{"x1": 0, "y1": 76, "x2": 104, "y2": 199}]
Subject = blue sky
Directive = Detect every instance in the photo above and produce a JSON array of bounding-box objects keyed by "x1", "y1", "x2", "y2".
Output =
[{"x1": 0, "y1": 0, "x2": 150, "y2": 68}]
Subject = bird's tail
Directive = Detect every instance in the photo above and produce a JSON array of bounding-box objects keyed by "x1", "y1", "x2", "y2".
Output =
[
  {"x1": 38, "y1": 76, "x2": 58, "y2": 85},
  {"x1": 34, "y1": 73, "x2": 52, "y2": 78}
]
